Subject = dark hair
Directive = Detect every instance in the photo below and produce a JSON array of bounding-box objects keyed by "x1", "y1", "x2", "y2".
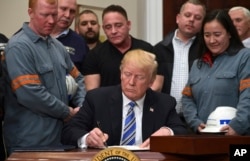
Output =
[
  {"x1": 102, "y1": 4, "x2": 128, "y2": 20},
  {"x1": 77, "y1": 9, "x2": 99, "y2": 25},
  {"x1": 0, "y1": 33, "x2": 8, "y2": 43},
  {"x1": 197, "y1": 9, "x2": 244, "y2": 68},
  {"x1": 79, "y1": 9, "x2": 98, "y2": 17}
]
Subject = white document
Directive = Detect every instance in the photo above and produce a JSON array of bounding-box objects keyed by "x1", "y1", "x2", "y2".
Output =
[{"x1": 108, "y1": 145, "x2": 149, "y2": 151}]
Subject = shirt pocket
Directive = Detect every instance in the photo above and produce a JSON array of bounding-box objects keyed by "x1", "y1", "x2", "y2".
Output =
[
  {"x1": 214, "y1": 72, "x2": 237, "y2": 96},
  {"x1": 189, "y1": 76, "x2": 201, "y2": 86},
  {"x1": 37, "y1": 65, "x2": 54, "y2": 89},
  {"x1": 216, "y1": 72, "x2": 236, "y2": 79}
]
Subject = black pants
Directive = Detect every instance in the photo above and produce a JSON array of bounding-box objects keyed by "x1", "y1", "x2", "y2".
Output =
[
  {"x1": 178, "y1": 113, "x2": 195, "y2": 134},
  {"x1": 0, "y1": 121, "x2": 6, "y2": 161}
]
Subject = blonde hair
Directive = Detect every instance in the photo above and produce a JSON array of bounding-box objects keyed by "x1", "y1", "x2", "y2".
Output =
[
  {"x1": 120, "y1": 49, "x2": 158, "y2": 80},
  {"x1": 29, "y1": 0, "x2": 57, "y2": 9}
]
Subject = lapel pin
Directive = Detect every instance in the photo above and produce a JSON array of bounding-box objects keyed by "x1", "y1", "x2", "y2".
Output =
[{"x1": 150, "y1": 107, "x2": 154, "y2": 112}]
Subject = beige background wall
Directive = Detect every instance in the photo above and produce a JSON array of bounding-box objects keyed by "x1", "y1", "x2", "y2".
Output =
[
  {"x1": 0, "y1": 1, "x2": 29, "y2": 38},
  {"x1": 0, "y1": 0, "x2": 138, "y2": 39},
  {"x1": 0, "y1": 0, "x2": 163, "y2": 45},
  {"x1": 77, "y1": 0, "x2": 138, "y2": 41}
]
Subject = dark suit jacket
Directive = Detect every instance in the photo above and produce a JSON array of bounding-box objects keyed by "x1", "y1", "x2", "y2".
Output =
[{"x1": 62, "y1": 85, "x2": 187, "y2": 146}]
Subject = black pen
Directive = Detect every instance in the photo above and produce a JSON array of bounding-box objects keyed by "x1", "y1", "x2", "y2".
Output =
[{"x1": 96, "y1": 121, "x2": 108, "y2": 148}]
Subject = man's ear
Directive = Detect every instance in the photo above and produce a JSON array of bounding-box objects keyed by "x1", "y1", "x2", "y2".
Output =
[
  {"x1": 28, "y1": 8, "x2": 33, "y2": 19},
  {"x1": 127, "y1": 20, "x2": 131, "y2": 31}
]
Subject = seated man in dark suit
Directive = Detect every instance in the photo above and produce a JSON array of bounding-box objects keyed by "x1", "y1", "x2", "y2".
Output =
[{"x1": 62, "y1": 49, "x2": 187, "y2": 148}]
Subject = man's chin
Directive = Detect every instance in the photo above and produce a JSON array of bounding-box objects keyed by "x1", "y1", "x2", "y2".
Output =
[
  {"x1": 110, "y1": 41, "x2": 123, "y2": 46},
  {"x1": 86, "y1": 37, "x2": 99, "y2": 44},
  {"x1": 58, "y1": 22, "x2": 70, "y2": 29},
  {"x1": 43, "y1": 30, "x2": 53, "y2": 36},
  {"x1": 124, "y1": 91, "x2": 137, "y2": 98}
]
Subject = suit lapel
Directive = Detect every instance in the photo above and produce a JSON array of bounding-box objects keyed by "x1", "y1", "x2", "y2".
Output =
[
  {"x1": 108, "y1": 86, "x2": 123, "y2": 144},
  {"x1": 142, "y1": 89, "x2": 156, "y2": 141},
  {"x1": 107, "y1": 87, "x2": 157, "y2": 143}
]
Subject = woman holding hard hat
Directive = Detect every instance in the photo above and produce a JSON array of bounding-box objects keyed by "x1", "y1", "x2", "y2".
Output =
[{"x1": 182, "y1": 9, "x2": 250, "y2": 136}]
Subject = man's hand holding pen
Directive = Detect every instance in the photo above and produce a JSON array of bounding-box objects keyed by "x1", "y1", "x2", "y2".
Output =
[{"x1": 86, "y1": 127, "x2": 109, "y2": 148}]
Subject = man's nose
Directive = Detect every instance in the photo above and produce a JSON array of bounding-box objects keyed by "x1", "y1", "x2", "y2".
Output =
[
  {"x1": 128, "y1": 76, "x2": 136, "y2": 85},
  {"x1": 48, "y1": 15, "x2": 56, "y2": 24},
  {"x1": 87, "y1": 22, "x2": 92, "y2": 28},
  {"x1": 64, "y1": 10, "x2": 70, "y2": 17}
]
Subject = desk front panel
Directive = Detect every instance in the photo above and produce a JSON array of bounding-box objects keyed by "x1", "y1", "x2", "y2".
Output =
[{"x1": 6, "y1": 149, "x2": 167, "y2": 161}]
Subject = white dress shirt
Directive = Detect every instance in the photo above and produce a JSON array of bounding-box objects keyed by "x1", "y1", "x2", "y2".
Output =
[
  {"x1": 78, "y1": 93, "x2": 145, "y2": 148},
  {"x1": 120, "y1": 93, "x2": 145, "y2": 145},
  {"x1": 242, "y1": 37, "x2": 250, "y2": 48},
  {"x1": 171, "y1": 29, "x2": 195, "y2": 114},
  {"x1": 78, "y1": 93, "x2": 174, "y2": 148}
]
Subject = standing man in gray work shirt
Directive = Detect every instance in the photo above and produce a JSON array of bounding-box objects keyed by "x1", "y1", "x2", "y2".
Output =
[{"x1": 2, "y1": 0, "x2": 85, "y2": 156}]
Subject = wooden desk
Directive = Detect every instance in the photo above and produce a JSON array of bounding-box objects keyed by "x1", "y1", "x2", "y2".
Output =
[
  {"x1": 6, "y1": 136, "x2": 250, "y2": 161},
  {"x1": 5, "y1": 149, "x2": 233, "y2": 161},
  {"x1": 150, "y1": 135, "x2": 250, "y2": 161},
  {"x1": 6, "y1": 149, "x2": 167, "y2": 161},
  {"x1": 4, "y1": 148, "x2": 230, "y2": 161}
]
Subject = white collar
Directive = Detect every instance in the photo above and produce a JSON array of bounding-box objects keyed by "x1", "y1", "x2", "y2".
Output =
[
  {"x1": 54, "y1": 29, "x2": 70, "y2": 38},
  {"x1": 122, "y1": 93, "x2": 145, "y2": 110}
]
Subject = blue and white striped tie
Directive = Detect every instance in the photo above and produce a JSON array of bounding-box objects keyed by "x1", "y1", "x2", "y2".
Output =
[{"x1": 121, "y1": 101, "x2": 136, "y2": 145}]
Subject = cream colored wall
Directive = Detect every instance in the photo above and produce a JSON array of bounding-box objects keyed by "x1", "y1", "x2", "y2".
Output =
[
  {"x1": 0, "y1": 0, "x2": 29, "y2": 38},
  {"x1": 0, "y1": 0, "x2": 163, "y2": 45},
  {"x1": 0, "y1": 0, "x2": 138, "y2": 39},
  {"x1": 76, "y1": 0, "x2": 138, "y2": 39}
]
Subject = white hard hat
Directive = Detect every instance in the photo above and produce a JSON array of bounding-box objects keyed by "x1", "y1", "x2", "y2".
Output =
[
  {"x1": 200, "y1": 106, "x2": 237, "y2": 133},
  {"x1": 66, "y1": 74, "x2": 78, "y2": 100}
]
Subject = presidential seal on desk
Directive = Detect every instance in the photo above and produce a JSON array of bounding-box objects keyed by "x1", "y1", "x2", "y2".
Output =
[{"x1": 92, "y1": 147, "x2": 140, "y2": 161}]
